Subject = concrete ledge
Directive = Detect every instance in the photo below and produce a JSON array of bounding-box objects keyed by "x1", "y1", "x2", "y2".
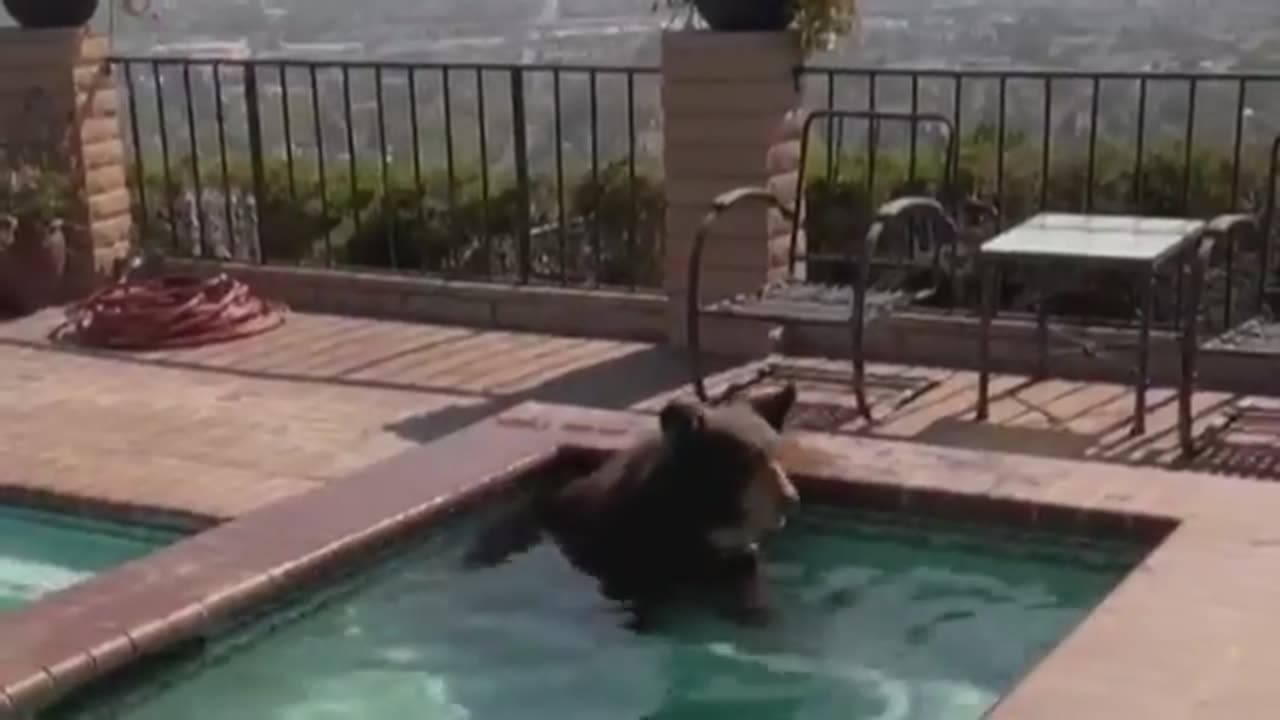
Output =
[
  {"x1": 157, "y1": 259, "x2": 669, "y2": 343},
  {"x1": 785, "y1": 309, "x2": 1280, "y2": 397},
  {"x1": 153, "y1": 259, "x2": 1276, "y2": 396}
]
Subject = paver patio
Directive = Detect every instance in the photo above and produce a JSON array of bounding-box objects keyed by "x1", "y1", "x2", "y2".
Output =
[{"x1": 0, "y1": 308, "x2": 1275, "y2": 521}]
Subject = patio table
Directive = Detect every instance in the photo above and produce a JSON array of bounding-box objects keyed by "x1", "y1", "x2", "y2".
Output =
[{"x1": 975, "y1": 212, "x2": 1209, "y2": 456}]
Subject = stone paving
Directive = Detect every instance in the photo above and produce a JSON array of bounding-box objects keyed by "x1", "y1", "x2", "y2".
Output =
[
  {"x1": 0, "y1": 308, "x2": 1275, "y2": 521},
  {"x1": 647, "y1": 357, "x2": 1276, "y2": 477},
  {"x1": 0, "y1": 309, "x2": 690, "y2": 519}
]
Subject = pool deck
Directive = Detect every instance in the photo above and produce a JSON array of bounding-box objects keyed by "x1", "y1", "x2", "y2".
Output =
[
  {"x1": 2, "y1": 308, "x2": 1280, "y2": 718},
  {"x1": 2, "y1": 399, "x2": 1280, "y2": 718},
  {"x1": 0, "y1": 308, "x2": 1276, "y2": 523}
]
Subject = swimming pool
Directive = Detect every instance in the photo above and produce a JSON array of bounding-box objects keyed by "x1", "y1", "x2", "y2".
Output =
[
  {"x1": 0, "y1": 505, "x2": 181, "y2": 613},
  {"x1": 44, "y1": 497, "x2": 1148, "y2": 720}
]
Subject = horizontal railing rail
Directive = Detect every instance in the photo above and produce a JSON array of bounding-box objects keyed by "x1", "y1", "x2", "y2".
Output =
[{"x1": 804, "y1": 65, "x2": 1280, "y2": 81}]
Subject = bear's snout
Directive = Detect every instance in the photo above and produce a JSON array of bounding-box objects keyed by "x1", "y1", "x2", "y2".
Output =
[{"x1": 705, "y1": 461, "x2": 797, "y2": 556}]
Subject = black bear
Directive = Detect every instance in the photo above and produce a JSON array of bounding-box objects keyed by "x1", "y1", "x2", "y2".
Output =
[{"x1": 465, "y1": 383, "x2": 801, "y2": 628}]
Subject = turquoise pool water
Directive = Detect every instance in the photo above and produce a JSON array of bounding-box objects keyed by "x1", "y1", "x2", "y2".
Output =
[
  {"x1": 0, "y1": 505, "x2": 179, "y2": 613},
  {"x1": 47, "y1": 499, "x2": 1147, "y2": 720}
]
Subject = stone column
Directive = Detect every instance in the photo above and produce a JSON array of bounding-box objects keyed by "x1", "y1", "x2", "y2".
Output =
[
  {"x1": 661, "y1": 31, "x2": 804, "y2": 353},
  {"x1": 0, "y1": 28, "x2": 132, "y2": 297}
]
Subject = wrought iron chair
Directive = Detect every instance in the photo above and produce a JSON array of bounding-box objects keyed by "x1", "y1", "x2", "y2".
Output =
[
  {"x1": 1196, "y1": 134, "x2": 1280, "y2": 350},
  {"x1": 1184, "y1": 133, "x2": 1280, "y2": 454},
  {"x1": 685, "y1": 109, "x2": 996, "y2": 421}
]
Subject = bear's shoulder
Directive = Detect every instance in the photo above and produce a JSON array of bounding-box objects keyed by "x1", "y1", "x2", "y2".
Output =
[{"x1": 542, "y1": 432, "x2": 671, "y2": 540}]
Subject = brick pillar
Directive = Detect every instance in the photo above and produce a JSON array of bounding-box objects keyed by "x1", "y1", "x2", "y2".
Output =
[
  {"x1": 661, "y1": 31, "x2": 804, "y2": 352},
  {"x1": 0, "y1": 29, "x2": 132, "y2": 297}
]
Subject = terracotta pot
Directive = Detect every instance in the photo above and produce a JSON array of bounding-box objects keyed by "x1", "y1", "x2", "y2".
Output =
[
  {"x1": 691, "y1": 0, "x2": 792, "y2": 31},
  {"x1": 2, "y1": 0, "x2": 99, "y2": 28},
  {"x1": 0, "y1": 216, "x2": 67, "y2": 315}
]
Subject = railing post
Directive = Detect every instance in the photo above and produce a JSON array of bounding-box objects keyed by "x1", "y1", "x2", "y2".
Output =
[
  {"x1": 1262, "y1": 136, "x2": 1280, "y2": 312},
  {"x1": 243, "y1": 63, "x2": 269, "y2": 263},
  {"x1": 510, "y1": 68, "x2": 532, "y2": 283},
  {"x1": 661, "y1": 31, "x2": 803, "y2": 349}
]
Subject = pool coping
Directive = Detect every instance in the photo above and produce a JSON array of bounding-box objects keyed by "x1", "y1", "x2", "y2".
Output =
[{"x1": 3, "y1": 401, "x2": 1280, "y2": 718}]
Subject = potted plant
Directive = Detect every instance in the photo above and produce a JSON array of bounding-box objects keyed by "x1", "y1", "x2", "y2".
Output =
[
  {"x1": 2, "y1": 0, "x2": 100, "y2": 28},
  {"x1": 0, "y1": 161, "x2": 71, "y2": 314},
  {"x1": 659, "y1": 0, "x2": 858, "y2": 54}
]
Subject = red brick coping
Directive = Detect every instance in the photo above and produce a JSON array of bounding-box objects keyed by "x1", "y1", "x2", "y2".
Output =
[{"x1": 4, "y1": 402, "x2": 1280, "y2": 718}]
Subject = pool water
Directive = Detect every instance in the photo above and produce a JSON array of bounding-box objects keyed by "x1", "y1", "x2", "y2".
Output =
[
  {"x1": 0, "y1": 505, "x2": 179, "y2": 613},
  {"x1": 47, "y1": 499, "x2": 1148, "y2": 720}
]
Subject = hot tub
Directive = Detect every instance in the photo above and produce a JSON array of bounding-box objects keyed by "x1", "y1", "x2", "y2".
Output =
[
  {"x1": 0, "y1": 504, "x2": 182, "y2": 613},
  {"x1": 43, "y1": 492, "x2": 1145, "y2": 720},
  {"x1": 5, "y1": 404, "x2": 1213, "y2": 719}
]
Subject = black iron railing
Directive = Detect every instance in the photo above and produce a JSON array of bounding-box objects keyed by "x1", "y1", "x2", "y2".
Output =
[
  {"x1": 107, "y1": 56, "x2": 1280, "y2": 321},
  {"x1": 110, "y1": 56, "x2": 662, "y2": 289},
  {"x1": 798, "y1": 66, "x2": 1280, "y2": 327}
]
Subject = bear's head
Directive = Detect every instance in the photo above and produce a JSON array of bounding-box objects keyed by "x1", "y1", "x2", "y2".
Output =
[{"x1": 657, "y1": 383, "x2": 800, "y2": 559}]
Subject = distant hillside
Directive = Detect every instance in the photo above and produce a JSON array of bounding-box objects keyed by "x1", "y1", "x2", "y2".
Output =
[
  {"x1": 70, "y1": 0, "x2": 1280, "y2": 191},
  {"x1": 95, "y1": 0, "x2": 1280, "y2": 70}
]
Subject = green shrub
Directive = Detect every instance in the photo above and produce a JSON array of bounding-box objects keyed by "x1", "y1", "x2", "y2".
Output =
[
  {"x1": 566, "y1": 159, "x2": 665, "y2": 287},
  {"x1": 129, "y1": 149, "x2": 669, "y2": 287},
  {"x1": 342, "y1": 171, "x2": 555, "y2": 278},
  {"x1": 133, "y1": 156, "x2": 372, "y2": 263}
]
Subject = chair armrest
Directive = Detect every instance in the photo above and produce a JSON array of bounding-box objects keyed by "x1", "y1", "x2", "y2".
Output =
[
  {"x1": 874, "y1": 195, "x2": 947, "y2": 221},
  {"x1": 1205, "y1": 213, "x2": 1257, "y2": 234},
  {"x1": 1200, "y1": 213, "x2": 1261, "y2": 263},
  {"x1": 960, "y1": 197, "x2": 1001, "y2": 225},
  {"x1": 868, "y1": 195, "x2": 961, "y2": 256},
  {"x1": 709, "y1": 186, "x2": 795, "y2": 221}
]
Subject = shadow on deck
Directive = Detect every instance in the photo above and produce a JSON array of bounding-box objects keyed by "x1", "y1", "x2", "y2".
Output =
[
  {"x1": 660, "y1": 357, "x2": 1280, "y2": 481},
  {"x1": 0, "y1": 308, "x2": 1276, "y2": 520}
]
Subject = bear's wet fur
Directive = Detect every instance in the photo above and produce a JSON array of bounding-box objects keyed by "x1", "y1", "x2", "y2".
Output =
[{"x1": 464, "y1": 383, "x2": 800, "y2": 628}]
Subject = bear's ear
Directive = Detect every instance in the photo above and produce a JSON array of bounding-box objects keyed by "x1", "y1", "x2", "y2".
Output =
[
  {"x1": 747, "y1": 382, "x2": 797, "y2": 431},
  {"x1": 660, "y1": 400, "x2": 705, "y2": 441}
]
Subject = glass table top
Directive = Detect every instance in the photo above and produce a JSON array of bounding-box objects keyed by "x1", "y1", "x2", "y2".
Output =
[{"x1": 981, "y1": 213, "x2": 1205, "y2": 264}]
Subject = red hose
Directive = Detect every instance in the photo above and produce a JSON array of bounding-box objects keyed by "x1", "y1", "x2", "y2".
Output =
[{"x1": 51, "y1": 273, "x2": 287, "y2": 350}]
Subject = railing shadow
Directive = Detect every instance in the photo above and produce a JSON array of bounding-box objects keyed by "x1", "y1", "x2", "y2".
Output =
[
  {"x1": 5, "y1": 305, "x2": 1278, "y2": 477},
  {"x1": 703, "y1": 362, "x2": 1280, "y2": 480},
  {"x1": 1172, "y1": 399, "x2": 1280, "y2": 479},
  {"x1": 383, "y1": 343, "x2": 743, "y2": 444},
  {"x1": 0, "y1": 307, "x2": 743, "y2": 446},
  {"x1": 908, "y1": 383, "x2": 1280, "y2": 480}
]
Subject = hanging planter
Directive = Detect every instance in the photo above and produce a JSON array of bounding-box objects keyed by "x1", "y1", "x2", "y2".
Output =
[
  {"x1": 660, "y1": 0, "x2": 858, "y2": 55},
  {"x1": 2, "y1": 0, "x2": 100, "y2": 28},
  {"x1": 690, "y1": 0, "x2": 792, "y2": 32}
]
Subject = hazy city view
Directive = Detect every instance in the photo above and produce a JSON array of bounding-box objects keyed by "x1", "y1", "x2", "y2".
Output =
[
  {"x1": 92, "y1": 0, "x2": 1280, "y2": 70},
  {"x1": 99, "y1": 0, "x2": 1280, "y2": 153}
]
